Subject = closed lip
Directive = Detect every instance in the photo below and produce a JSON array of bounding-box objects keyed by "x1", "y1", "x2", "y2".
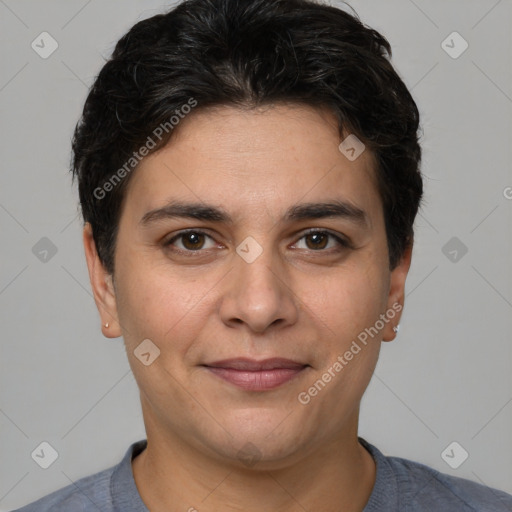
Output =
[{"x1": 203, "y1": 357, "x2": 308, "y2": 371}]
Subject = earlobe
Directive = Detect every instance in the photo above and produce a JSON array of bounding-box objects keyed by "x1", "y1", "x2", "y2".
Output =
[
  {"x1": 82, "y1": 223, "x2": 122, "y2": 338},
  {"x1": 382, "y1": 243, "x2": 413, "y2": 342}
]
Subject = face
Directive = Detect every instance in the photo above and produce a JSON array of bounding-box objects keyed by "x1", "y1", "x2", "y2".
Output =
[{"x1": 84, "y1": 103, "x2": 411, "y2": 469}]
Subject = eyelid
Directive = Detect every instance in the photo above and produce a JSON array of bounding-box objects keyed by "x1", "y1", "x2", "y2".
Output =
[
  {"x1": 164, "y1": 227, "x2": 352, "y2": 253},
  {"x1": 164, "y1": 229, "x2": 220, "y2": 249},
  {"x1": 293, "y1": 228, "x2": 352, "y2": 249}
]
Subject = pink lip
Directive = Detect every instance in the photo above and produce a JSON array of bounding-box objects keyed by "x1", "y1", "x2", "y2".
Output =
[{"x1": 203, "y1": 358, "x2": 308, "y2": 391}]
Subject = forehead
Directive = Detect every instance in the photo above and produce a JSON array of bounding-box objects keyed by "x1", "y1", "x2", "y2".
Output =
[{"x1": 122, "y1": 103, "x2": 382, "y2": 226}]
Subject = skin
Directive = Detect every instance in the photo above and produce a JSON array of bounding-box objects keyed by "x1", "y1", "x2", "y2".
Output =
[{"x1": 83, "y1": 103, "x2": 412, "y2": 512}]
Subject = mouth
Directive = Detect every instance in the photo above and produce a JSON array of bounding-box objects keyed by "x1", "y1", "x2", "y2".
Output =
[{"x1": 201, "y1": 358, "x2": 309, "y2": 391}]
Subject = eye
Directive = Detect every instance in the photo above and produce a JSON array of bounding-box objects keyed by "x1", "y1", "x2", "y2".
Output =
[
  {"x1": 163, "y1": 228, "x2": 351, "y2": 256},
  {"x1": 293, "y1": 230, "x2": 351, "y2": 252},
  {"x1": 164, "y1": 230, "x2": 217, "y2": 252}
]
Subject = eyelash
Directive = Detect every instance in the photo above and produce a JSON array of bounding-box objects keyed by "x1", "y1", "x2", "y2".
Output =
[{"x1": 163, "y1": 228, "x2": 352, "y2": 256}]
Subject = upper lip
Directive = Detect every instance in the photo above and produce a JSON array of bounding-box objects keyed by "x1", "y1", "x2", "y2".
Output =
[{"x1": 204, "y1": 358, "x2": 307, "y2": 371}]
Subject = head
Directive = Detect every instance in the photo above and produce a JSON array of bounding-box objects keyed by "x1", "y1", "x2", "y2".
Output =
[{"x1": 75, "y1": 0, "x2": 422, "y2": 468}]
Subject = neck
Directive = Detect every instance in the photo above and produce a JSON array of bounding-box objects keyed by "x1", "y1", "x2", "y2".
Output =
[{"x1": 132, "y1": 409, "x2": 376, "y2": 512}]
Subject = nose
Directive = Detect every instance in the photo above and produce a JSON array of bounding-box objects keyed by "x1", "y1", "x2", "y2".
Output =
[{"x1": 218, "y1": 242, "x2": 299, "y2": 334}]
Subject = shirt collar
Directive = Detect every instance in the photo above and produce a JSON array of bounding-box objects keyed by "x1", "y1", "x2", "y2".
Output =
[{"x1": 111, "y1": 439, "x2": 149, "y2": 512}]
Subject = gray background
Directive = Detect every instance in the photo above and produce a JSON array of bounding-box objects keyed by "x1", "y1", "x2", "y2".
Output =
[{"x1": 1, "y1": 0, "x2": 511, "y2": 509}]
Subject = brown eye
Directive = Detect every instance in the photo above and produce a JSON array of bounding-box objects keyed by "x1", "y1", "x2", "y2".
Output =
[
  {"x1": 294, "y1": 230, "x2": 351, "y2": 252},
  {"x1": 305, "y1": 232, "x2": 329, "y2": 250},
  {"x1": 165, "y1": 230, "x2": 216, "y2": 252},
  {"x1": 180, "y1": 232, "x2": 205, "y2": 250}
]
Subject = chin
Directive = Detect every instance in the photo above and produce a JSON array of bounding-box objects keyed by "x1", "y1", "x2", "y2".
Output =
[{"x1": 201, "y1": 413, "x2": 311, "y2": 468}]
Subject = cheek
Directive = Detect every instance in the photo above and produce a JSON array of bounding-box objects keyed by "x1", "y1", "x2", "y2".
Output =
[
  {"x1": 114, "y1": 266, "x2": 214, "y2": 407},
  {"x1": 295, "y1": 263, "x2": 386, "y2": 426},
  {"x1": 114, "y1": 257, "x2": 211, "y2": 354},
  {"x1": 302, "y1": 259, "x2": 389, "y2": 345}
]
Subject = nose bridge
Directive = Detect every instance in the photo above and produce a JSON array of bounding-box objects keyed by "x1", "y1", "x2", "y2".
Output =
[
  {"x1": 237, "y1": 240, "x2": 280, "y2": 295},
  {"x1": 219, "y1": 235, "x2": 298, "y2": 332}
]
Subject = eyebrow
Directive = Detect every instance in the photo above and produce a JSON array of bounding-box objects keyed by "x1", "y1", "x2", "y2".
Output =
[{"x1": 140, "y1": 199, "x2": 369, "y2": 228}]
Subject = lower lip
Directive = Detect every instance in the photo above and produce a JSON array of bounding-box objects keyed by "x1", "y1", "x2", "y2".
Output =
[{"x1": 205, "y1": 366, "x2": 307, "y2": 391}]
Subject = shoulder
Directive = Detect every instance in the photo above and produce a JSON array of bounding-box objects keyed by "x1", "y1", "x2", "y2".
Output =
[
  {"x1": 10, "y1": 465, "x2": 115, "y2": 512},
  {"x1": 361, "y1": 438, "x2": 512, "y2": 512},
  {"x1": 359, "y1": 438, "x2": 512, "y2": 512},
  {"x1": 11, "y1": 439, "x2": 148, "y2": 512},
  {"x1": 390, "y1": 455, "x2": 512, "y2": 511}
]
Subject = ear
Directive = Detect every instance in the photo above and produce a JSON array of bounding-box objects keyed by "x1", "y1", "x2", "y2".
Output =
[
  {"x1": 382, "y1": 242, "x2": 413, "y2": 342},
  {"x1": 83, "y1": 222, "x2": 122, "y2": 338}
]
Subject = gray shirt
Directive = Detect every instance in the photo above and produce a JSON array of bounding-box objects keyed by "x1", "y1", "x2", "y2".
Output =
[{"x1": 12, "y1": 437, "x2": 512, "y2": 511}]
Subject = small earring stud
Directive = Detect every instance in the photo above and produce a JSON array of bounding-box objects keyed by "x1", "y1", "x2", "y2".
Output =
[
  {"x1": 393, "y1": 324, "x2": 400, "y2": 333},
  {"x1": 105, "y1": 322, "x2": 109, "y2": 328}
]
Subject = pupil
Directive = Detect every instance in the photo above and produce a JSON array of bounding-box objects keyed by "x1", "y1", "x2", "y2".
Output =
[
  {"x1": 308, "y1": 233, "x2": 327, "y2": 250},
  {"x1": 184, "y1": 233, "x2": 203, "y2": 249}
]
